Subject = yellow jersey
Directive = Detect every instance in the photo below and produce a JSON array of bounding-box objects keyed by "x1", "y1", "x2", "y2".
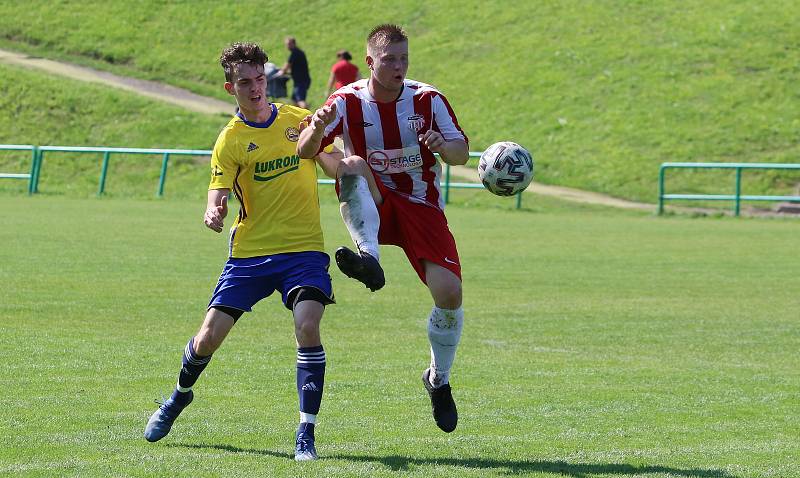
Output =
[{"x1": 209, "y1": 103, "x2": 328, "y2": 258}]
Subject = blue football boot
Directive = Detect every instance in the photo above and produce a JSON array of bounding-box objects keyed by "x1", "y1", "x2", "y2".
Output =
[
  {"x1": 294, "y1": 422, "x2": 318, "y2": 461},
  {"x1": 144, "y1": 390, "x2": 193, "y2": 442}
]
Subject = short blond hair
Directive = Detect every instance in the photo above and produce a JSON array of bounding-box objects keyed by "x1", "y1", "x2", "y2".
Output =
[{"x1": 367, "y1": 24, "x2": 407, "y2": 55}]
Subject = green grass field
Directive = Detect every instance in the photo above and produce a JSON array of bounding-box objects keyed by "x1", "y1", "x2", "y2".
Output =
[
  {"x1": 2, "y1": 194, "x2": 798, "y2": 477},
  {"x1": 2, "y1": 0, "x2": 799, "y2": 202}
]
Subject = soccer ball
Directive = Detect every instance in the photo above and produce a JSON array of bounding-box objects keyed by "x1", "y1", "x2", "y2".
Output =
[{"x1": 477, "y1": 142, "x2": 534, "y2": 196}]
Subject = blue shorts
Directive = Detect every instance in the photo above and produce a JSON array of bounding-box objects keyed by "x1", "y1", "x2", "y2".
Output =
[
  {"x1": 208, "y1": 251, "x2": 334, "y2": 313},
  {"x1": 292, "y1": 80, "x2": 310, "y2": 102}
]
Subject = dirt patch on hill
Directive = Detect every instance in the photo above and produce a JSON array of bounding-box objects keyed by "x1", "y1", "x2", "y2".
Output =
[{"x1": 0, "y1": 48, "x2": 233, "y2": 115}]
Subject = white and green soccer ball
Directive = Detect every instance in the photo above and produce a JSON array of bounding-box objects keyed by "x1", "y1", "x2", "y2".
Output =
[{"x1": 477, "y1": 141, "x2": 534, "y2": 196}]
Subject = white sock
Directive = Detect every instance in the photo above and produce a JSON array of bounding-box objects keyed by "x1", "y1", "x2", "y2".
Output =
[
  {"x1": 176, "y1": 382, "x2": 192, "y2": 393},
  {"x1": 427, "y1": 306, "x2": 464, "y2": 387},
  {"x1": 339, "y1": 174, "x2": 380, "y2": 260},
  {"x1": 300, "y1": 412, "x2": 316, "y2": 424}
]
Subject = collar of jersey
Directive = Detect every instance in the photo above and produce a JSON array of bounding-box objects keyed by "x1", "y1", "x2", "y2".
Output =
[
  {"x1": 237, "y1": 103, "x2": 278, "y2": 128},
  {"x1": 366, "y1": 80, "x2": 405, "y2": 103}
]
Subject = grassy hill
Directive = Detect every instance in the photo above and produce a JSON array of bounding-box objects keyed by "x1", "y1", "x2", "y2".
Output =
[
  {"x1": 1, "y1": 0, "x2": 799, "y2": 203},
  {"x1": 0, "y1": 63, "x2": 225, "y2": 198}
]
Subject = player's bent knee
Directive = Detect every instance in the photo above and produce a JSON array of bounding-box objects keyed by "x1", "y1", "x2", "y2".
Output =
[
  {"x1": 295, "y1": 319, "x2": 320, "y2": 340},
  {"x1": 430, "y1": 281, "x2": 462, "y2": 310},
  {"x1": 195, "y1": 308, "x2": 238, "y2": 355},
  {"x1": 337, "y1": 155, "x2": 367, "y2": 177},
  {"x1": 294, "y1": 313, "x2": 322, "y2": 346},
  {"x1": 194, "y1": 332, "x2": 222, "y2": 356},
  {"x1": 290, "y1": 288, "x2": 328, "y2": 344}
]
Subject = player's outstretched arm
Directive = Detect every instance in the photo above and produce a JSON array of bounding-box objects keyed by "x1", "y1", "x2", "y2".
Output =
[
  {"x1": 204, "y1": 188, "x2": 229, "y2": 233},
  {"x1": 297, "y1": 103, "x2": 337, "y2": 159},
  {"x1": 316, "y1": 147, "x2": 344, "y2": 179}
]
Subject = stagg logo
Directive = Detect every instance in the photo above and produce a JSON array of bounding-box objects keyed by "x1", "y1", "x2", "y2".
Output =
[
  {"x1": 367, "y1": 151, "x2": 390, "y2": 172},
  {"x1": 407, "y1": 114, "x2": 425, "y2": 133},
  {"x1": 285, "y1": 127, "x2": 300, "y2": 142},
  {"x1": 254, "y1": 155, "x2": 300, "y2": 181},
  {"x1": 367, "y1": 147, "x2": 423, "y2": 174}
]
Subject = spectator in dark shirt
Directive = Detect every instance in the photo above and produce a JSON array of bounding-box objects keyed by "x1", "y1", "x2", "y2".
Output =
[
  {"x1": 279, "y1": 36, "x2": 311, "y2": 108},
  {"x1": 327, "y1": 50, "x2": 361, "y2": 96}
]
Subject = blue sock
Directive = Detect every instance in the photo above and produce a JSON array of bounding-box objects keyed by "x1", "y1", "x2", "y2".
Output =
[
  {"x1": 297, "y1": 422, "x2": 315, "y2": 440},
  {"x1": 297, "y1": 345, "x2": 326, "y2": 416},
  {"x1": 173, "y1": 337, "x2": 211, "y2": 401}
]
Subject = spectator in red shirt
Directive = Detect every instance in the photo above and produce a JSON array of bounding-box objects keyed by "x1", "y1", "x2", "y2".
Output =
[{"x1": 326, "y1": 50, "x2": 361, "y2": 95}]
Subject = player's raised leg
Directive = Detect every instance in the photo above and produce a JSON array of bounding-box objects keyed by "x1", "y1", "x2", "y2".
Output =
[
  {"x1": 144, "y1": 307, "x2": 238, "y2": 442},
  {"x1": 335, "y1": 155, "x2": 385, "y2": 291},
  {"x1": 291, "y1": 288, "x2": 329, "y2": 461},
  {"x1": 421, "y1": 261, "x2": 463, "y2": 433}
]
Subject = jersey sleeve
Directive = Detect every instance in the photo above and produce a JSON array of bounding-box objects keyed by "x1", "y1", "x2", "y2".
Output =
[
  {"x1": 432, "y1": 93, "x2": 469, "y2": 144},
  {"x1": 208, "y1": 129, "x2": 238, "y2": 190},
  {"x1": 316, "y1": 94, "x2": 346, "y2": 154}
]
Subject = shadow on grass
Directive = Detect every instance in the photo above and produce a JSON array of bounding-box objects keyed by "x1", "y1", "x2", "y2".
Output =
[{"x1": 172, "y1": 443, "x2": 736, "y2": 477}]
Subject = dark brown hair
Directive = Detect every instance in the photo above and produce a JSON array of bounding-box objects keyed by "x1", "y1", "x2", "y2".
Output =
[
  {"x1": 367, "y1": 24, "x2": 407, "y2": 53},
  {"x1": 220, "y1": 42, "x2": 268, "y2": 82},
  {"x1": 337, "y1": 50, "x2": 353, "y2": 61}
]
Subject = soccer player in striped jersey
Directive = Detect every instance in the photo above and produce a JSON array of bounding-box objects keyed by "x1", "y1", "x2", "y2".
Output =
[
  {"x1": 298, "y1": 24, "x2": 469, "y2": 433},
  {"x1": 144, "y1": 42, "x2": 340, "y2": 461}
]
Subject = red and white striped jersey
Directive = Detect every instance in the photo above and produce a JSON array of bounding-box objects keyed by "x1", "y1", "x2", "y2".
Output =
[{"x1": 318, "y1": 78, "x2": 468, "y2": 211}]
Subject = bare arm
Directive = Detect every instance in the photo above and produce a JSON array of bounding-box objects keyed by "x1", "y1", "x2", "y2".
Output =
[
  {"x1": 297, "y1": 121, "x2": 324, "y2": 159},
  {"x1": 297, "y1": 102, "x2": 337, "y2": 159},
  {"x1": 326, "y1": 71, "x2": 336, "y2": 96},
  {"x1": 204, "y1": 188, "x2": 230, "y2": 233},
  {"x1": 297, "y1": 112, "x2": 342, "y2": 177},
  {"x1": 315, "y1": 147, "x2": 343, "y2": 179}
]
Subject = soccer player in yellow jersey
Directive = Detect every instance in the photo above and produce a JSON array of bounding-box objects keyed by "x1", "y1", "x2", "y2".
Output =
[{"x1": 144, "y1": 42, "x2": 339, "y2": 461}]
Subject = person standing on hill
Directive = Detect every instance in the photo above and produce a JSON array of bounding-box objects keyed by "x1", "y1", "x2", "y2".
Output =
[
  {"x1": 297, "y1": 24, "x2": 469, "y2": 434},
  {"x1": 144, "y1": 41, "x2": 340, "y2": 461},
  {"x1": 326, "y1": 50, "x2": 361, "y2": 96},
  {"x1": 279, "y1": 36, "x2": 311, "y2": 109}
]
